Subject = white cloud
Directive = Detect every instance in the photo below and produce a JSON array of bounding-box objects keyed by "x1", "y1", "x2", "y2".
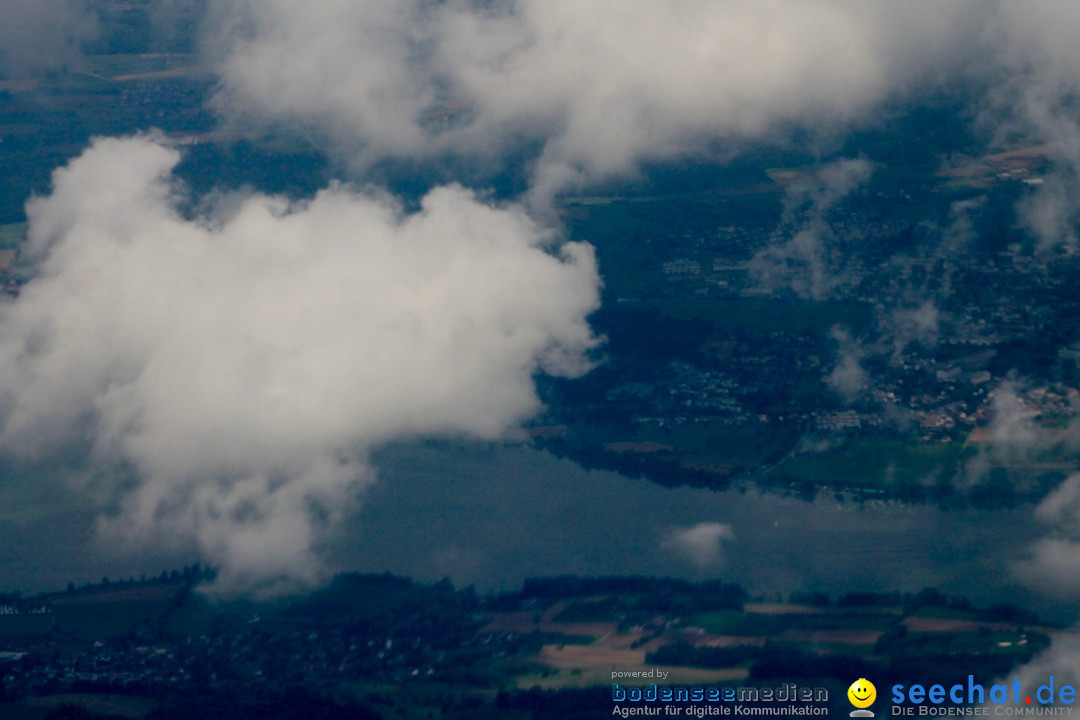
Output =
[
  {"x1": 1001, "y1": 632, "x2": 1080, "y2": 702},
  {"x1": 206, "y1": 0, "x2": 437, "y2": 167},
  {"x1": 961, "y1": 381, "x2": 1051, "y2": 493},
  {"x1": 205, "y1": 1, "x2": 975, "y2": 205},
  {"x1": 202, "y1": 0, "x2": 1080, "y2": 234},
  {"x1": 826, "y1": 326, "x2": 867, "y2": 403},
  {"x1": 662, "y1": 522, "x2": 735, "y2": 568},
  {"x1": 890, "y1": 301, "x2": 941, "y2": 356},
  {"x1": 1016, "y1": 474, "x2": 1080, "y2": 597},
  {"x1": 750, "y1": 158, "x2": 874, "y2": 300},
  {"x1": 0, "y1": 134, "x2": 600, "y2": 593},
  {"x1": 978, "y1": 3, "x2": 1080, "y2": 251}
]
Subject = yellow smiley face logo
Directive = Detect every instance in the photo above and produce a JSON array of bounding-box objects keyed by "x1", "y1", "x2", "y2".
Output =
[{"x1": 848, "y1": 678, "x2": 876, "y2": 709}]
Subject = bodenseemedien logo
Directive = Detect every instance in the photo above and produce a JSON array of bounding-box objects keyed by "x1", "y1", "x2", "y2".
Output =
[{"x1": 849, "y1": 678, "x2": 878, "y2": 717}]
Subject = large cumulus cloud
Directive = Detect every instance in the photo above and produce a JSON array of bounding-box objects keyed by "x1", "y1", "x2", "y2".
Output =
[{"x1": 0, "y1": 134, "x2": 600, "y2": 592}]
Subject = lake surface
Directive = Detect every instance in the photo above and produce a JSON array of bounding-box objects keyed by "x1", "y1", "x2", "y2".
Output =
[
  {"x1": 0, "y1": 441, "x2": 1067, "y2": 622},
  {"x1": 336, "y1": 442, "x2": 1066, "y2": 620}
]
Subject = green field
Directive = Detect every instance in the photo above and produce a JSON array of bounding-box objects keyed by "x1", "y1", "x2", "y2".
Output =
[
  {"x1": 634, "y1": 419, "x2": 800, "y2": 467},
  {"x1": 766, "y1": 437, "x2": 969, "y2": 491},
  {"x1": 686, "y1": 609, "x2": 895, "y2": 637}
]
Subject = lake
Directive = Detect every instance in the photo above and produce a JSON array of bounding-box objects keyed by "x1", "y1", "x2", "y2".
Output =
[
  {"x1": 0, "y1": 441, "x2": 1065, "y2": 622},
  {"x1": 336, "y1": 442, "x2": 1064, "y2": 620}
]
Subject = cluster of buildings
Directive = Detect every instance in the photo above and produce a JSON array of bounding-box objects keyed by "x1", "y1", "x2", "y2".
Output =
[{"x1": 0, "y1": 590, "x2": 533, "y2": 700}]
